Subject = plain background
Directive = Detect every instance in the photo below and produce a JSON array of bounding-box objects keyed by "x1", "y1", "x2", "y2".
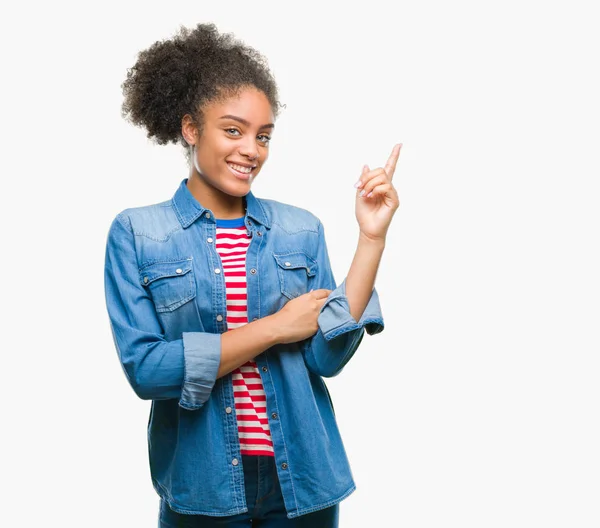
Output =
[{"x1": 2, "y1": 1, "x2": 599, "y2": 526}]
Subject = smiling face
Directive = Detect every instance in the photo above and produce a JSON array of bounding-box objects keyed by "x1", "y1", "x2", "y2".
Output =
[{"x1": 182, "y1": 87, "x2": 275, "y2": 213}]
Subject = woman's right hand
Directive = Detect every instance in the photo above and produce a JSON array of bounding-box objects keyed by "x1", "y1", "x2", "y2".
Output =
[{"x1": 270, "y1": 289, "x2": 332, "y2": 344}]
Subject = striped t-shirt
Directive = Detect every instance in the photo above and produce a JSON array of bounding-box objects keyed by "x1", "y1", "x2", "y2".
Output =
[{"x1": 215, "y1": 217, "x2": 274, "y2": 457}]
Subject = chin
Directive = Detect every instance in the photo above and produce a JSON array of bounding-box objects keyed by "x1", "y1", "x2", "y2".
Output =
[{"x1": 222, "y1": 183, "x2": 251, "y2": 197}]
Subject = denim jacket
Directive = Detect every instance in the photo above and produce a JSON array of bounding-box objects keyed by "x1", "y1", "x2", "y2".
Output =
[{"x1": 104, "y1": 179, "x2": 385, "y2": 518}]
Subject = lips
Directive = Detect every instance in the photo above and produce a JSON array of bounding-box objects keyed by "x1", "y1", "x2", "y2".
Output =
[
  {"x1": 227, "y1": 162, "x2": 254, "y2": 173},
  {"x1": 227, "y1": 162, "x2": 256, "y2": 180}
]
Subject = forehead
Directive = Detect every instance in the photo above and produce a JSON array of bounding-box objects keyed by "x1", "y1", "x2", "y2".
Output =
[{"x1": 204, "y1": 88, "x2": 274, "y2": 125}]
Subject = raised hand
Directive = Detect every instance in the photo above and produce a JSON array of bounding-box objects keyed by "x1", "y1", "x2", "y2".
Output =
[{"x1": 353, "y1": 143, "x2": 402, "y2": 241}]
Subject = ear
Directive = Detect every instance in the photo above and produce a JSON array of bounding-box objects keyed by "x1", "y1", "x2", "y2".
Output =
[{"x1": 181, "y1": 114, "x2": 199, "y2": 145}]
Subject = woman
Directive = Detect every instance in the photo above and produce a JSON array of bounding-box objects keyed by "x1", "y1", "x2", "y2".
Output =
[{"x1": 104, "y1": 23, "x2": 400, "y2": 527}]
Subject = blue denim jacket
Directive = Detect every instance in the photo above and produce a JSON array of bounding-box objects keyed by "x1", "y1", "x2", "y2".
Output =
[{"x1": 104, "y1": 179, "x2": 385, "y2": 518}]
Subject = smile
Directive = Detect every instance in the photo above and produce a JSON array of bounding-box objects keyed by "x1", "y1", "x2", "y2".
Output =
[{"x1": 227, "y1": 162, "x2": 256, "y2": 180}]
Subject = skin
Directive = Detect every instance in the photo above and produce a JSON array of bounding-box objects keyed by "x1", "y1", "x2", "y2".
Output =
[
  {"x1": 346, "y1": 144, "x2": 401, "y2": 322},
  {"x1": 179, "y1": 86, "x2": 401, "y2": 377},
  {"x1": 182, "y1": 87, "x2": 274, "y2": 219}
]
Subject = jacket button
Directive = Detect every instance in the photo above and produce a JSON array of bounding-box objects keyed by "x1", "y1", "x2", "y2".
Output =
[
  {"x1": 225, "y1": 407, "x2": 232, "y2": 414},
  {"x1": 271, "y1": 412, "x2": 278, "y2": 419},
  {"x1": 250, "y1": 268, "x2": 257, "y2": 274},
  {"x1": 175, "y1": 268, "x2": 183, "y2": 274},
  {"x1": 281, "y1": 463, "x2": 288, "y2": 470},
  {"x1": 143, "y1": 277, "x2": 149, "y2": 284},
  {"x1": 215, "y1": 268, "x2": 221, "y2": 274},
  {"x1": 205, "y1": 212, "x2": 211, "y2": 219},
  {"x1": 207, "y1": 237, "x2": 213, "y2": 243},
  {"x1": 216, "y1": 315, "x2": 223, "y2": 322},
  {"x1": 257, "y1": 231, "x2": 262, "y2": 236},
  {"x1": 262, "y1": 366, "x2": 268, "y2": 372},
  {"x1": 285, "y1": 262, "x2": 291, "y2": 267},
  {"x1": 232, "y1": 458, "x2": 239, "y2": 466}
]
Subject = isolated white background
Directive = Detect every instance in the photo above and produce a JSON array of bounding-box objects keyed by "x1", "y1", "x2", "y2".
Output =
[{"x1": 2, "y1": 1, "x2": 598, "y2": 526}]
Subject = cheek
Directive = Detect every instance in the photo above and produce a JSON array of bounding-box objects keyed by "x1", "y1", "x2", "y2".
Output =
[
  {"x1": 216, "y1": 138, "x2": 239, "y2": 159},
  {"x1": 198, "y1": 139, "x2": 226, "y2": 165}
]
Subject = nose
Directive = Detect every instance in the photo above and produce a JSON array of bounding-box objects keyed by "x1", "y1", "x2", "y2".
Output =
[{"x1": 238, "y1": 139, "x2": 259, "y2": 161}]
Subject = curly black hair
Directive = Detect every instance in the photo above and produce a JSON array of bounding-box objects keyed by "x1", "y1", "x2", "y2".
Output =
[{"x1": 121, "y1": 23, "x2": 281, "y2": 154}]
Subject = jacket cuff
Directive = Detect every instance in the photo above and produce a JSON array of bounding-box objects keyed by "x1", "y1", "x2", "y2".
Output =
[
  {"x1": 179, "y1": 332, "x2": 221, "y2": 410},
  {"x1": 318, "y1": 278, "x2": 385, "y2": 342}
]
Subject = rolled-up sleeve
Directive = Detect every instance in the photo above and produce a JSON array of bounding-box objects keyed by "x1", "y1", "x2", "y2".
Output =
[
  {"x1": 303, "y1": 221, "x2": 385, "y2": 378},
  {"x1": 317, "y1": 278, "x2": 384, "y2": 340},
  {"x1": 104, "y1": 213, "x2": 220, "y2": 410},
  {"x1": 180, "y1": 332, "x2": 221, "y2": 409}
]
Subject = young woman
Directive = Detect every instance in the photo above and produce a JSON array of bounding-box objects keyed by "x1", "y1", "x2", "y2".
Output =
[{"x1": 105, "y1": 23, "x2": 400, "y2": 527}]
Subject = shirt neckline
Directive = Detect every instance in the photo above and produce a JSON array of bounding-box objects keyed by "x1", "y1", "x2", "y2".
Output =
[{"x1": 215, "y1": 216, "x2": 246, "y2": 228}]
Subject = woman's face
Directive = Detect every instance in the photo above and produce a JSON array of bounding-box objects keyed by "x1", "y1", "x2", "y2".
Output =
[{"x1": 191, "y1": 87, "x2": 275, "y2": 197}]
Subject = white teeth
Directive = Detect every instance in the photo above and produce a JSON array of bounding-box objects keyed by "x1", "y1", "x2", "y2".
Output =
[{"x1": 228, "y1": 163, "x2": 252, "y2": 173}]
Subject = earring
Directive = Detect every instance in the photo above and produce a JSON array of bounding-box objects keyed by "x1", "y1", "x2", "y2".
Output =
[{"x1": 190, "y1": 144, "x2": 202, "y2": 175}]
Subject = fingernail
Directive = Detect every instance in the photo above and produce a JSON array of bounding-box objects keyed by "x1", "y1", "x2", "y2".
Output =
[
  {"x1": 359, "y1": 190, "x2": 366, "y2": 197},
  {"x1": 366, "y1": 192, "x2": 373, "y2": 198},
  {"x1": 354, "y1": 180, "x2": 362, "y2": 188}
]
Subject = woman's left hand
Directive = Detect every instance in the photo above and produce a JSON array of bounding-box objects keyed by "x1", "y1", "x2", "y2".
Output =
[{"x1": 354, "y1": 143, "x2": 402, "y2": 241}]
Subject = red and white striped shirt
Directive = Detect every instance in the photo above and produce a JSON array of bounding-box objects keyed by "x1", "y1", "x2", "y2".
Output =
[{"x1": 215, "y1": 217, "x2": 274, "y2": 457}]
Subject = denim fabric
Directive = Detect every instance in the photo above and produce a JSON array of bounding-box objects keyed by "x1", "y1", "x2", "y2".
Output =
[
  {"x1": 104, "y1": 179, "x2": 385, "y2": 518},
  {"x1": 158, "y1": 455, "x2": 339, "y2": 526}
]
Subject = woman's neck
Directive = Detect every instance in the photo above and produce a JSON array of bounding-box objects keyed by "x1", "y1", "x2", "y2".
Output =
[{"x1": 186, "y1": 174, "x2": 246, "y2": 219}]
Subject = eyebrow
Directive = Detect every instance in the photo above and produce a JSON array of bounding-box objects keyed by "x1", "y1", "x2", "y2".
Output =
[{"x1": 218, "y1": 114, "x2": 275, "y2": 130}]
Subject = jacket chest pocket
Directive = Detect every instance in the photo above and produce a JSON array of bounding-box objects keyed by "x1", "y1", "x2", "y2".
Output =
[
  {"x1": 273, "y1": 251, "x2": 318, "y2": 300},
  {"x1": 139, "y1": 258, "x2": 196, "y2": 313}
]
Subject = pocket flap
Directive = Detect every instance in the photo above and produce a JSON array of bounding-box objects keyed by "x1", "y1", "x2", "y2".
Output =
[
  {"x1": 273, "y1": 252, "x2": 318, "y2": 277},
  {"x1": 139, "y1": 258, "x2": 193, "y2": 286}
]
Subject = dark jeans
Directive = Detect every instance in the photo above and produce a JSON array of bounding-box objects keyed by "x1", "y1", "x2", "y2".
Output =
[{"x1": 158, "y1": 455, "x2": 339, "y2": 527}]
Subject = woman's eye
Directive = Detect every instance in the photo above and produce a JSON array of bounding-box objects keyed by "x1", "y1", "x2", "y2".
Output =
[
  {"x1": 258, "y1": 135, "x2": 271, "y2": 145},
  {"x1": 225, "y1": 128, "x2": 241, "y2": 136}
]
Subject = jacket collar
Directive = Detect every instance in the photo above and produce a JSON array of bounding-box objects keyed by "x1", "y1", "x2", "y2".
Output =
[{"x1": 172, "y1": 178, "x2": 271, "y2": 229}]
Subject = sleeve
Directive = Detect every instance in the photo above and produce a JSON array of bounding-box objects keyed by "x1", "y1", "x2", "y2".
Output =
[
  {"x1": 302, "y1": 220, "x2": 385, "y2": 378},
  {"x1": 104, "y1": 213, "x2": 220, "y2": 410}
]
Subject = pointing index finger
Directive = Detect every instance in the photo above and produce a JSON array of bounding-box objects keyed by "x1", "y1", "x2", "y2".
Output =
[{"x1": 384, "y1": 143, "x2": 402, "y2": 180}]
